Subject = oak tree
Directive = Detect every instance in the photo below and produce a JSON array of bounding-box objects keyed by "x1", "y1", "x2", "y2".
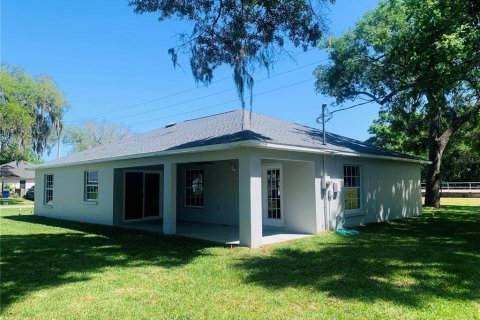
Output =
[
  {"x1": 315, "y1": 0, "x2": 480, "y2": 207},
  {"x1": 0, "y1": 66, "x2": 69, "y2": 163}
]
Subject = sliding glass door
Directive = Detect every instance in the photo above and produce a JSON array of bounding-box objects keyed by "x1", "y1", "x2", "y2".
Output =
[{"x1": 124, "y1": 171, "x2": 162, "y2": 221}]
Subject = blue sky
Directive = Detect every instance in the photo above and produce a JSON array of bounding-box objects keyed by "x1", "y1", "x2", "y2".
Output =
[{"x1": 2, "y1": 0, "x2": 379, "y2": 161}]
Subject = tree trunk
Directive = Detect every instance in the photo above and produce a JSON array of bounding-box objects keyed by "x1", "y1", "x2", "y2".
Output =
[
  {"x1": 425, "y1": 135, "x2": 442, "y2": 207},
  {"x1": 425, "y1": 107, "x2": 450, "y2": 207},
  {"x1": 425, "y1": 92, "x2": 441, "y2": 207},
  {"x1": 423, "y1": 97, "x2": 479, "y2": 207}
]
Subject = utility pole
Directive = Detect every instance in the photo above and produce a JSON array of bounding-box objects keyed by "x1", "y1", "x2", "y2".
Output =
[{"x1": 322, "y1": 103, "x2": 327, "y2": 145}]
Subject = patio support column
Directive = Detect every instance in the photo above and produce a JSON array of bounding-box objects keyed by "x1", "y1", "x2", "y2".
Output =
[
  {"x1": 238, "y1": 153, "x2": 262, "y2": 248},
  {"x1": 163, "y1": 162, "x2": 177, "y2": 235}
]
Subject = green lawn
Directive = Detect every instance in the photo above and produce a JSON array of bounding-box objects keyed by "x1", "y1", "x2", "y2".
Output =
[
  {"x1": 437, "y1": 197, "x2": 480, "y2": 206},
  {"x1": 1, "y1": 204, "x2": 479, "y2": 319},
  {"x1": 0, "y1": 197, "x2": 34, "y2": 206}
]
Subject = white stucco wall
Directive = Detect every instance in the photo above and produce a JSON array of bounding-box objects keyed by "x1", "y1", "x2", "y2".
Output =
[
  {"x1": 34, "y1": 149, "x2": 247, "y2": 227},
  {"x1": 261, "y1": 159, "x2": 318, "y2": 234},
  {"x1": 282, "y1": 161, "x2": 318, "y2": 234},
  {"x1": 34, "y1": 164, "x2": 115, "y2": 225},
  {"x1": 1, "y1": 178, "x2": 35, "y2": 191},
  {"x1": 176, "y1": 161, "x2": 239, "y2": 226},
  {"x1": 33, "y1": 146, "x2": 422, "y2": 244},
  {"x1": 321, "y1": 155, "x2": 422, "y2": 229}
]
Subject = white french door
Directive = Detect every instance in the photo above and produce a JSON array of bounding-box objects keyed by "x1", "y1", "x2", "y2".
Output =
[{"x1": 262, "y1": 165, "x2": 284, "y2": 227}]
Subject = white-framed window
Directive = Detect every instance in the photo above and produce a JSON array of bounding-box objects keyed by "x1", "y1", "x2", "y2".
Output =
[
  {"x1": 185, "y1": 169, "x2": 204, "y2": 207},
  {"x1": 344, "y1": 165, "x2": 361, "y2": 211},
  {"x1": 84, "y1": 170, "x2": 99, "y2": 201},
  {"x1": 44, "y1": 173, "x2": 54, "y2": 205}
]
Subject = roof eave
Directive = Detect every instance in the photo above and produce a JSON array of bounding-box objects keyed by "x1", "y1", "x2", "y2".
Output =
[
  {"x1": 34, "y1": 139, "x2": 428, "y2": 170},
  {"x1": 33, "y1": 141, "x2": 252, "y2": 169},
  {"x1": 249, "y1": 141, "x2": 429, "y2": 164}
]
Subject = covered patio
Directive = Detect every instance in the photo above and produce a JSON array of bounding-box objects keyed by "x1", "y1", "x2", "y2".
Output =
[
  {"x1": 112, "y1": 148, "x2": 322, "y2": 248},
  {"x1": 122, "y1": 220, "x2": 313, "y2": 245}
]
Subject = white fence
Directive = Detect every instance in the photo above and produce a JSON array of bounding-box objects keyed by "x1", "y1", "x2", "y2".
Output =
[{"x1": 421, "y1": 182, "x2": 480, "y2": 191}]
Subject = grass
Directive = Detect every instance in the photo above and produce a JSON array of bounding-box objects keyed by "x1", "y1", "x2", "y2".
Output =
[
  {"x1": 438, "y1": 197, "x2": 480, "y2": 206},
  {"x1": 1, "y1": 201, "x2": 479, "y2": 319},
  {"x1": 0, "y1": 197, "x2": 34, "y2": 206}
]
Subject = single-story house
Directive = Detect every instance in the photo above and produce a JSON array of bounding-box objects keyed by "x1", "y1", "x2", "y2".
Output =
[
  {"x1": 1, "y1": 161, "x2": 35, "y2": 195},
  {"x1": 33, "y1": 110, "x2": 424, "y2": 247}
]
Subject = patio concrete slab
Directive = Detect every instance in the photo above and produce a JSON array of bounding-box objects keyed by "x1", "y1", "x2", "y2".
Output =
[
  {"x1": 177, "y1": 222, "x2": 240, "y2": 244},
  {"x1": 260, "y1": 228, "x2": 313, "y2": 245},
  {"x1": 121, "y1": 220, "x2": 162, "y2": 233},
  {"x1": 121, "y1": 220, "x2": 313, "y2": 246}
]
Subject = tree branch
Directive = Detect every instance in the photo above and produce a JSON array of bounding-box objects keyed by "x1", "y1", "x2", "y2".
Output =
[
  {"x1": 351, "y1": 90, "x2": 396, "y2": 105},
  {"x1": 439, "y1": 98, "x2": 480, "y2": 148},
  {"x1": 174, "y1": 0, "x2": 223, "y2": 51},
  {"x1": 451, "y1": 98, "x2": 480, "y2": 133}
]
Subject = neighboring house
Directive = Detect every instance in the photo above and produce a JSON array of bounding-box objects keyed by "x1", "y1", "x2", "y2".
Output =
[
  {"x1": 33, "y1": 110, "x2": 424, "y2": 247},
  {"x1": 1, "y1": 161, "x2": 35, "y2": 195}
]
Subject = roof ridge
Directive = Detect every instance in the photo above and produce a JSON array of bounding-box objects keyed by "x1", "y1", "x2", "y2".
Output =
[{"x1": 183, "y1": 109, "x2": 238, "y2": 123}]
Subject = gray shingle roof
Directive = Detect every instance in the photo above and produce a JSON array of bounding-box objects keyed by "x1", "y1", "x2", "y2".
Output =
[
  {"x1": 0, "y1": 161, "x2": 35, "y2": 179},
  {"x1": 37, "y1": 110, "x2": 422, "y2": 168}
]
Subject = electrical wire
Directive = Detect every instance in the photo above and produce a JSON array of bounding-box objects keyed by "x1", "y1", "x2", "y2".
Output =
[
  {"x1": 128, "y1": 77, "x2": 316, "y2": 128},
  {"x1": 316, "y1": 100, "x2": 373, "y2": 124},
  {"x1": 66, "y1": 49, "x2": 321, "y2": 123},
  {"x1": 106, "y1": 60, "x2": 325, "y2": 123}
]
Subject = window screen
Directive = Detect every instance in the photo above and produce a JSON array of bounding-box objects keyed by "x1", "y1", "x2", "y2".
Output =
[
  {"x1": 44, "y1": 174, "x2": 54, "y2": 204},
  {"x1": 185, "y1": 169, "x2": 204, "y2": 207},
  {"x1": 84, "y1": 171, "x2": 99, "y2": 201},
  {"x1": 344, "y1": 165, "x2": 361, "y2": 210}
]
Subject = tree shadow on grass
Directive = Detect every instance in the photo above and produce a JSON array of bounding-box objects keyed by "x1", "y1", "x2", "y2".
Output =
[
  {"x1": 1, "y1": 214, "x2": 214, "y2": 309},
  {"x1": 237, "y1": 205, "x2": 480, "y2": 307}
]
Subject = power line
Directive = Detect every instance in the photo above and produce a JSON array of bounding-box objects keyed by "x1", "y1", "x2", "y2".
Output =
[
  {"x1": 128, "y1": 77, "x2": 316, "y2": 128},
  {"x1": 105, "y1": 60, "x2": 325, "y2": 123},
  {"x1": 316, "y1": 100, "x2": 373, "y2": 124},
  {"x1": 64, "y1": 75, "x2": 230, "y2": 123},
  {"x1": 66, "y1": 50, "x2": 322, "y2": 123}
]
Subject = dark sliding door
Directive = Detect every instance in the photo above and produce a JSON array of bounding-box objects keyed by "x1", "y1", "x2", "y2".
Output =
[
  {"x1": 124, "y1": 172, "x2": 144, "y2": 220},
  {"x1": 144, "y1": 173, "x2": 160, "y2": 217},
  {"x1": 124, "y1": 171, "x2": 162, "y2": 220}
]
